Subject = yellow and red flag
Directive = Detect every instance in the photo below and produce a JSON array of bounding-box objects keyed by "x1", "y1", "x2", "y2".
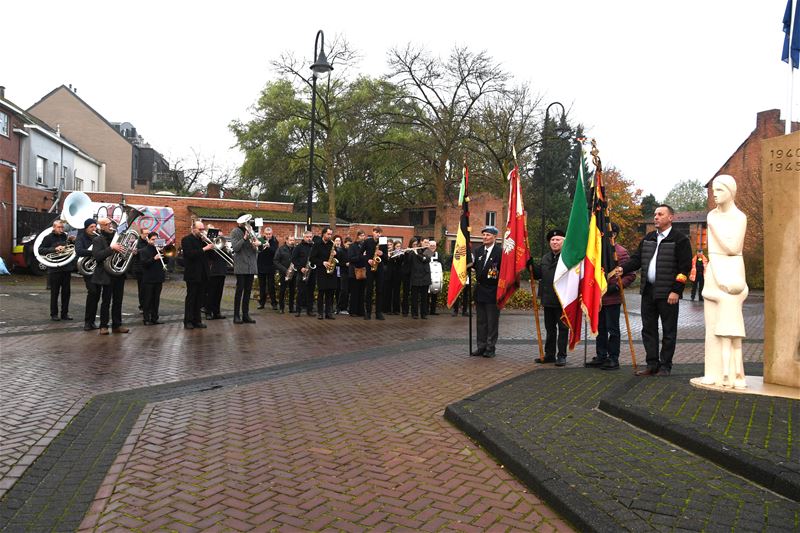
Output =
[
  {"x1": 447, "y1": 163, "x2": 471, "y2": 308},
  {"x1": 580, "y1": 164, "x2": 608, "y2": 337},
  {"x1": 496, "y1": 165, "x2": 531, "y2": 309}
]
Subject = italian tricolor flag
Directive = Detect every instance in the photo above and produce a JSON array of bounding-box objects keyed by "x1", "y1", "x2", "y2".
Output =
[{"x1": 553, "y1": 153, "x2": 590, "y2": 350}]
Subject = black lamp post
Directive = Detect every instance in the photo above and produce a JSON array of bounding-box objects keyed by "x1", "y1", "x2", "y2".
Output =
[
  {"x1": 306, "y1": 30, "x2": 333, "y2": 231},
  {"x1": 539, "y1": 101, "x2": 565, "y2": 254}
]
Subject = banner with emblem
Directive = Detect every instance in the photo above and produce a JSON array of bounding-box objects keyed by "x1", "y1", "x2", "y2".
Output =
[
  {"x1": 447, "y1": 163, "x2": 471, "y2": 308},
  {"x1": 496, "y1": 165, "x2": 531, "y2": 309}
]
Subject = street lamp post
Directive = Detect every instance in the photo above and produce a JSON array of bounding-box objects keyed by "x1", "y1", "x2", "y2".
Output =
[
  {"x1": 306, "y1": 30, "x2": 333, "y2": 231},
  {"x1": 539, "y1": 101, "x2": 565, "y2": 255}
]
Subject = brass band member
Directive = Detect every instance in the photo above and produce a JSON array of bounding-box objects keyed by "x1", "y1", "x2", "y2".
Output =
[
  {"x1": 348, "y1": 231, "x2": 367, "y2": 316},
  {"x1": 75, "y1": 218, "x2": 100, "y2": 330},
  {"x1": 230, "y1": 214, "x2": 258, "y2": 324},
  {"x1": 182, "y1": 220, "x2": 215, "y2": 329},
  {"x1": 409, "y1": 237, "x2": 431, "y2": 319},
  {"x1": 362, "y1": 226, "x2": 387, "y2": 320},
  {"x1": 336, "y1": 236, "x2": 351, "y2": 314},
  {"x1": 38, "y1": 219, "x2": 75, "y2": 321},
  {"x1": 291, "y1": 230, "x2": 315, "y2": 317},
  {"x1": 471, "y1": 226, "x2": 502, "y2": 358},
  {"x1": 273, "y1": 235, "x2": 296, "y2": 314},
  {"x1": 426, "y1": 239, "x2": 440, "y2": 316},
  {"x1": 257, "y1": 226, "x2": 279, "y2": 310},
  {"x1": 386, "y1": 240, "x2": 403, "y2": 315},
  {"x1": 131, "y1": 228, "x2": 149, "y2": 315},
  {"x1": 138, "y1": 232, "x2": 165, "y2": 325},
  {"x1": 204, "y1": 229, "x2": 227, "y2": 320},
  {"x1": 92, "y1": 218, "x2": 129, "y2": 335},
  {"x1": 310, "y1": 228, "x2": 340, "y2": 319}
]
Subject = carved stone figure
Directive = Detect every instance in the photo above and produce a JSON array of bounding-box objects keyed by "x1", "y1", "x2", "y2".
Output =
[{"x1": 700, "y1": 175, "x2": 748, "y2": 388}]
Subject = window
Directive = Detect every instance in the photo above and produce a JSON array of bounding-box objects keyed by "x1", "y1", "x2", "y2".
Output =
[
  {"x1": 485, "y1": 211, "x2": 496, "y2": 227},
  {"x1": 0, "y1": 111, "x2": 8, "y2": 137},
  {"x1": 90, "y1": 180, "x2": 96, "y2": 191},
  {"x1": 36, "y1": 157, "x2": 45, "y2": 184},
  {"x1": 62, "y1": 166, "x2": 68, "y2": 190},
  {"x1": 53, "y1": 162, "x2": 58, "y2": 186},
  {"x1": 427, "y1": 210, "x2": 436, "y2": 225},
  {"x1": 409, "y1": 210, "x2": 423, "y2": 226},
  {"x1": 75, "y1": 177, "x2": 84, "y2": 191}
]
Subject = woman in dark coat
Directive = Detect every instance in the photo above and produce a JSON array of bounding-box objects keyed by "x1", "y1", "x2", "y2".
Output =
[
  {"x1": 139, "y1": 232, "x2": 166, "y2": 325},
  {"x1": 408, "y1": 237, "x2": 432, "y2": 319}
]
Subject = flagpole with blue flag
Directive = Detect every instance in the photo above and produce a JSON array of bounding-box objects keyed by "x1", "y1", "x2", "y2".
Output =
[{"x1": 783, "y1": 0, "x2": 800, "y2": 133}]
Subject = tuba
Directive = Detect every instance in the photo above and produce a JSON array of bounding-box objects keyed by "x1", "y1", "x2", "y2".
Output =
[
  {"x1": 103, "y1": 203, "x2": 144, "y2": 275},
  {"x1": 76, "y1": 230, "x2": 99, "y2": 276},
  {"x1": 33, "y1": 191, "x2": 95, "y2": 269}
]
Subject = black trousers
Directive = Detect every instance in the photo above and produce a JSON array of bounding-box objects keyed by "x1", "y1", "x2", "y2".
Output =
[
  {"x1": 135, "y1": 273, "x2": 144, "y2": 310},
  {"x1": 317, "y1": 288, "x2": 335, "y2": 316},
  {"x1": 544, "y1": 306, "x2": 569, "y2": 358},
  {"x1": 185, "y1": 280, "x2": 205, "y2": 325},
  {"x1": 349, "y1": 278, "x2": 365, "y2": 315},
  {"x1": 296, "y1": 277, "x2": 314, "y2": 312},
  {"x1": 99, "y1": 276, "x2": 125, "y2": 329},
  {"x1": 142, "y1": 283, "x2": 162, "y2": 322},
  {"x1": 234, "y1": 274, "x2": 254, "y2": 318},
  {"x1": 596, "y1": 304, "x2": 621, "y2": 362},
  {"x1": 279, "y1": 277, "x2": 296, "y2": 311},
  {"x1": 691, "y1": 275, "x2": 704, "y2": 300},
  {"x1": 205, "y1": 275, "x2": 225, "y2": 316},
  {"x1": 640, "y1": 284, "x2": 679, "y2": 371},
  {"x1": 364, "y1": 268, "x2": 384, "y2": 317},
  {"x1": 83, "y1": 276, "x2": 100, "y2": 325},
  {"x1": 48, "y1": 271, "x2": 71, "y2": 317},
  {"x1": 476, "y1": 300, "x2": 500, "y2": 352},
  {"x1": 410, "y1": 285, "x2": 428, "y2": 318},
  {"x1": 388, "y1": 276, "x2": 401, "y2": 313},
  {"x1": 337, "y1": 275, "x2": 349, "y2": 312},
  {"x1": 400, "y1": 274, "x2": 411, "y2": 315},
  {"x1": 258, "y1": 271, "x2": 277, "y2": 307},
  {"x1": 428, "y1": 292, "x2": 438, "y2": 315},
  {"x1": 451, "y1": 291, "x2": 469, "y2": 315}
]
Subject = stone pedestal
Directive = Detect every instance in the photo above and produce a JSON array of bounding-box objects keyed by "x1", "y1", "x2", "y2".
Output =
[{"x1": 762, "y1": 133, "x2": 800, "y2": 389}]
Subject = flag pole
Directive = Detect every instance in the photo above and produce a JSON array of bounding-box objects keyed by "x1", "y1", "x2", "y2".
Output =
[
  {"x1": 467, "y1": 268, "x2": 473, "y2": 356},
  {"x1": 591, "y1": 140, "x2": 638, "y2": 371}
]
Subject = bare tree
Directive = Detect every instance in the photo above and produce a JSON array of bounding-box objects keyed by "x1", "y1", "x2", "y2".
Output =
[
  {"x1": 385, "y1": 45, "x2": 509, "y2": 241},
  {"x1": 160, "y1": 149, "x2": 240, "y2": 196}
]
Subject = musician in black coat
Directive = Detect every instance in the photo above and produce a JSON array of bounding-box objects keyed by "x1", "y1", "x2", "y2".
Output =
[
  {"x1": 181, "y1": 220, "x2": 215, "y2": 329},
  {"x1": 471, "y1": 226, "x2": 503, "y2": 358},
  {"x1": 385, "y1": 240, "x2": 403, "y2": 315},
  {"x1": 532, "y1": 229, "x2": 569, "y2": 365},
  {"x1": 257, "y1": 226, "x2": 279, "y2": 310},
  {"x1": 138, "y1": 232, "x2": 165, "y2": 325},
  {"x1": 409, "y1": 238, "x2": 432, "y2": 319},
  {"x1": 91, "y1": 218, "x2": 128, "y2": 334},
  {"x1": 336, "y1": 236, "x2": 351, "y2": 314},
  {"x1": 290, "y1": 230, "x2": 315, "y2": 317},
  {"x1": 362, "y1": 227, "x2": 388, "y2": 320},
  {"x1": 309, "y1": 228, "x2": 340, "y2": 319},
  {"x1": 348, "y1": 232, "x2": 367, "y2": 316},
  {"x1": 204, "y1": 233, "x2": 228, "y2": 320},
  {"x1": 130, "y1": 229, "x2": 149, "y2": 314},
  {"x1": 75, "y1": 218, "x2": 100, "y2": 330},
  {"x1": 38, "y1": 219, "x2": 75, "y2": 321},
  {"x1": 273, "y1": 235, "x2": 296, "y2": 314}
]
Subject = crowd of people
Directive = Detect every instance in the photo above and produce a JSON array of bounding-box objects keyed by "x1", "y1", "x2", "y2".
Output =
[{"x1": 39, "y1": 204, "x2": 695, "y2": 373}]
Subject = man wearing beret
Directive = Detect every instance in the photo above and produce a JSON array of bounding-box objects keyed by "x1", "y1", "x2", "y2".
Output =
[
  {"x1": 611, "y1": 204, "x2": 692, "y2": 376},
  {"x1": 471, "y1": 226, "x2": 502, "y2": 358},
  {"x1": 532, "y1": 229, "x2": 570, "y2": 366}
]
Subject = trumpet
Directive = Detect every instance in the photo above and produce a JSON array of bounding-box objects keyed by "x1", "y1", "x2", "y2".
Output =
[
  {"x1": 236, "y1": 214, "x2": 261, "y2": 249},
  {"x1": 201, "y1": 231, "x2": 234, "y2": 267},
  {"x1": 388, "y1": 246, "x2": 428, "y2": 258}
]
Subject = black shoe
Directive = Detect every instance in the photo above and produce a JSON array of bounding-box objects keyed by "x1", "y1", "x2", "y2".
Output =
[
  {"x1": 206, "y1": 313, "x2": 213, "y2": 320},
  {"x1": 184, "y1": 323, "x2": 195, "y2": 330},
  {"x1": 84, "y1": 323, "x2": 98, "y2": 331},
  {"x1": 243, "y1": 316, "x2": 256, "y2": 324},
  {"x1": 364, "y1": 315, "x2": 371, "y2": 320},
  {"x1": 151, "y1": 320, "x2": 162, "y2": 325},
  {"x1": 420, "y1": 315, "x2": 428, "y2": 319},
  {"x1": 193, "y1": 323, "x2": 208, "y2": 329},
  {"x1": 585, "y1": 357, "x2": 607, "y2": 368},
  {"x1": 51, "y1": 315, "x2": 61, "y2": 321},
  {"x1": 295, "y1": 311, "x2": 301, "y2": 317},
  {"x1": 214, "y1": 314, "x2": 227, "y2": 320},
  {"x1": 536, "y1": 356, "x2": 556, "y2": 364},
  {"x1": 144, "y1": 320, "x2": 152, "y2": 326},
  {"x1": 318, "y1": 314, "x2": 324, "y2": 320},
  {"x1": 411, "y1": 315, "x2": 418, "y2": 319},
  {"x1": 555, "y1": 355, "x2": 567, "y2": 367},
  {"x1": 61, "y1": 315, "x2": 73, "y2": 321},
  {"x1": 470, "y1": 348, "x2": 486, "y2": 357},
  {"x1": 307, "y1": 311, "x2": 314, "y2": 317},
  {"x1": 656, "y1": 368, "x2": 671, "y2": 377},
  {"x1": 430, "y1": 312, "x2": 439, "y2": 316},
  {"x1": 289, "y1": 308, "x2": 295, "y2": 313},
  {"x1": 452, "y1": 312, "x2": 459, "y2": 317},
  {"x1": 483, "y1": 350, "x2": 496, "y2": 358},
  {"x1": 233, "y1": 317, "x2": 243, "y2": 324},
  {"x1": 280, "y1": 309, "x2": 285, "y2": 314},
  {"x1": 325, "y1": 314, "x2": 335, "y2": 320},
  {"x1": 257, "y1": 304, "x2": 265, "y2": 309},
  {"x1": 600, "y1": 360, "x2": 620, "y2": 371},
  {"x1": 376, "y1": 314, "x2": 385, "y2": 320},
  {"x1": 271, "y1": 305, "x2": 278, "y2": 310}
]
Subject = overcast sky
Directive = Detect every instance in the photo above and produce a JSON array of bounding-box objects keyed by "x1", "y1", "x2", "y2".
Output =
[{"x1": 4, "y1": 0, "x2": 794, "y2": 200}]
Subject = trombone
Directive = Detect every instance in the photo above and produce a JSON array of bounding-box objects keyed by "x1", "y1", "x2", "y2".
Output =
[
  {"x1": 201, "y1": 231, "x2": 234, "y2": 267},
  {"x1": 156, "y1": 243, "x2": 177, "y2": 271}
]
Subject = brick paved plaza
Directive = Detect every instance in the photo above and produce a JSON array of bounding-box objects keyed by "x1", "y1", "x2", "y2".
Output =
[{"x1": 0, "y1": 274, "x2": 773, "y2": 531}]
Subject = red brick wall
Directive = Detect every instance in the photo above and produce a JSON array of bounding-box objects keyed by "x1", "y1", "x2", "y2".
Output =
[{"x1": 708, "y1": 109, "x2": 799, "y2": 288}]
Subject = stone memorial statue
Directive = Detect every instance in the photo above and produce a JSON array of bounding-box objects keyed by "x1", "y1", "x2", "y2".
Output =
[{"x1": 700, "y1": 175, "x2": 749, "y2": 389}]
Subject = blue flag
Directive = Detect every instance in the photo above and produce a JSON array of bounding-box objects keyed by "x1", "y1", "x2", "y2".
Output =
[{"x1": 783, "y1": 0, "x2": 800, "y2": 68}]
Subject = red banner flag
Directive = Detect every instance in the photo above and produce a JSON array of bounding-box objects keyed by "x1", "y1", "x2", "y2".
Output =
[{"x1": 496, "y1": 166, "x2": 531, "y2": 309}]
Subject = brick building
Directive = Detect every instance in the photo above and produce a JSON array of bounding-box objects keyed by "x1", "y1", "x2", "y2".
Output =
[{"x1": 705, "y1": 109, "x2": 799, "y2": 288}]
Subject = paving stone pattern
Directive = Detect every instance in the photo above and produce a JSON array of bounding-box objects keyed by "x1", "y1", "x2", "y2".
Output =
[{"x1": 446, "y1": 367, "x2": 800, "y2": 532}]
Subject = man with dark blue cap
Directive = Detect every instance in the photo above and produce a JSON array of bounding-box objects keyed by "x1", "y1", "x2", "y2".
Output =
[
  {"x1": 471, "y1": 225, "x2": 502, "y2": 358},
  {"x1": 532, "y1": 228, "x2": 569, "y2": 365},
  {"x1": 75, "y1": 218, "x2": 100, "y2": 330}
]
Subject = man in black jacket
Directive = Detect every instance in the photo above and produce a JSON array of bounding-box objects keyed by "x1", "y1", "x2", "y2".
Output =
[
  {"x1": 138, "y1": 232, "x2": 165, "y2": 325},
  {"x1": 204, "y1": 229, "x2": 228, "y2": 320},
  {"x1": 310, "y1": 228, "x2": 339, "y2": 319},
  {"x1": 38, "y1": 220, "x2": 75, "y2": 321},
  {"x1": 362, "y1": 227, "x2": 388, "y2": 320},
  {"x1": 348, "y1": 231, "x2": 366, "y2": 316},
  {"x1": 75, "y1": 218, "x2": 100, "y2": 330},
  {"x1": 612, "y1": 204, "x2": 692, "y2": 376},
  {"x1": 471, "y1": 226, "x2": 502, "y2": 358},
  {"x1": 182, "y1": 220, "x2": 215, "y2": 329},
  {"x1": 291, "y1": 231, "x2": 315, "y2": 317},
  {"x1": 257, "y1": 226, "x2": 279, "y2": 310},
  {"x1": 273, "y1": 235, "x2": 296, "y2": 314},
  {"x1": 91, "y1": 218, "x2": 129, "y2": 335},
  {"x1": 532, "y1": 229, "x2": 569, "y2": 366}
]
